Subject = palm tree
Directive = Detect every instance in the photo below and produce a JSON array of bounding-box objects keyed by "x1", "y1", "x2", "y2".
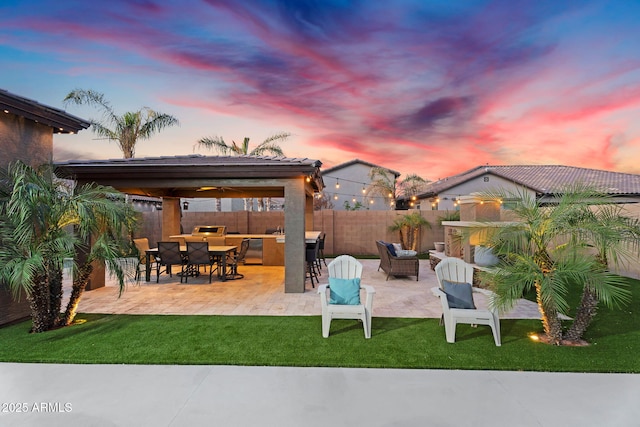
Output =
[
  {"x1": 563, "y1": 202, "x2": 640, "y2": 342},
  {"x1": 63, "y1": 89, "x2": 179, "y2": 159},
  {"x1": 196, "y1": 132, "x2": 290, "y2": 211},
  {"x1": 480, "y1": 185, "x2": 633, "y2": 345},
  {"x1": 367, "y1": 167, "x2": 396, "y2": 210},
  {"x1": 389, "y1": 211, "x2": 431, "y2": 251},
  {"x1": 367, "y1": 168, "x2": 429, "y2": 210},
  {"x1": 398, "y1": 173, "x2": 429, "y2": 198},
  {"x1": 0, "y1": 161, "x2": 137, "y2": 332}
]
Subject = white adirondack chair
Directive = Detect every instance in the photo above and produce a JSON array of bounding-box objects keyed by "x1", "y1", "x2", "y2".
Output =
[
  {"x1": 432, "y1": 257, "x2": 501, "y2": 346},
  {"x1": 318, "y1": 255, "x2": 376, "y2": 339}
]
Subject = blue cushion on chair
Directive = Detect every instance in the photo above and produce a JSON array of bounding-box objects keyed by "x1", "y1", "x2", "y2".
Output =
[
  {"x1": 329, "y1": 277, "x2": 361, "y2": 305},
  {"x1": 442, "y1": 280, "x2": 476, "y2": 309},
  {"x1": 385, "y1": 243, "x2": 397, "y2": 256}
]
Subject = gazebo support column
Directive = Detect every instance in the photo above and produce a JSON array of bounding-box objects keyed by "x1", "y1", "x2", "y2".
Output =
[
  {"x1": 284, "y1": 179, "x2": 306, "y2": 293},
  {"x1": 161, "y1": 198, "x2": 181, "y2": 240}
]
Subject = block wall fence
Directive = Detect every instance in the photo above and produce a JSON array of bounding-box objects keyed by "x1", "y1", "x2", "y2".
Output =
[
  {"x1": 139, "y1": 209, "x2": 448, "y2": 256},
  {"x1": 138, "y1": 205, "x2": 640, "y2": 279}
]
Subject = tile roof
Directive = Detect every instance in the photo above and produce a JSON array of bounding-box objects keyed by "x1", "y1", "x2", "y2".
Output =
[
  {"x1": 55, "y1": 154, "x2": 322, "y2": 168},
  {"x1": 418, "y1": 165, "x2": 640, "y2": 197}
]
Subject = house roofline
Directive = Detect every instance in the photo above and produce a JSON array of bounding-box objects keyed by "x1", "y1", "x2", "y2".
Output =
[
  {"x1": 323, "y1": 158, "x2": 401, "y2": 177},
  {"x1": 0, "y1": 89, "x2": 90, "y2": 133}
]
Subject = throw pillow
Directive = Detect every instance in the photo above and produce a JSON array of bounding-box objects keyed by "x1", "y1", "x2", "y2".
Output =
[
  {"x1": 329, "y1": 277, "x2": 361, "y2": 305},
  {"x1": 392, "y1": 243, "x2": 403, "y2": 252},
  {"x1": 385, "y1": 243, "x2": 397, "y2": 256},
  {"x1": 442, "y1": 279, "x2": 476, "y2": 309}
]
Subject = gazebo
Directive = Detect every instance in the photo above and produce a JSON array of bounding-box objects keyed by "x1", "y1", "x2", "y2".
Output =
[{"x1": 55, "y1": 154, "x2": 324, "y2": 293}]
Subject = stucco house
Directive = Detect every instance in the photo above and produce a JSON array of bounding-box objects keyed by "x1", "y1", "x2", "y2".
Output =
[
  {"x1": 399, "y1": 164, "x2": 640, "y2": 211},
  {"x1": 322, "y1": 159, "x2": 400, "y2": 210},
  {"x1": 0, "y1": 89, "x2": 89, "y2": 325}
]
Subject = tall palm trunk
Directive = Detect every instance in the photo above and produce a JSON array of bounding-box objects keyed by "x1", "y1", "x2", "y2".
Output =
[
  {"x1": 61, "y1": 263, "x2": 93, "y2": 326},
  {"x1": 28, "y1": 274, "x2": 50, "y2": 333},
  {"x1": 47, "y1": 267, "x2": 64, "y2": 329},
  {"x1": 534, "y1": 280, "x2": 563, "y2": 344},
  {"x1": 564, "y1": 254, "x2": 605, "y2": 342},
  {"x1": 564, "y1": 286, "x2": 598, "y2": 342},
  {"x1": 534, "y1": 250, "x2": 563, "y2": 344},
  {"x1": 410, "y1": 227, "x2": 419, "y2": 251},
  {"x1": 398, "y1": 228, "x2": 408, "y2": 250}
]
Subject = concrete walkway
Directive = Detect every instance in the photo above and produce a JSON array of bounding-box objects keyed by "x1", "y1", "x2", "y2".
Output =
[{"x1": 1, "y1": 363, "x2": 638, "y2": 427}]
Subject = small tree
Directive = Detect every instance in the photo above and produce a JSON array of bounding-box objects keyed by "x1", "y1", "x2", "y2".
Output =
[
  {"x1": 480, "y1": 185, "x2": 634, "y2": 345},
  {"x1": 389, "y1": 211, "x2": 430, "y2": 251},
  {"x1": 314, "y1": 192, "x2": 335, "y2": 210},
  {"x1": 0, "y1": 161, "x2": 137, "y2": 332},
  {"x1": 344, "y1": 200, "x2": 365, "y2": 211}
]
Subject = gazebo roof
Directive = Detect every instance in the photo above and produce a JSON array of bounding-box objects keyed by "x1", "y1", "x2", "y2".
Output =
[{"x1": 55, "y1": 154, "x2": 324, "y2": 198}]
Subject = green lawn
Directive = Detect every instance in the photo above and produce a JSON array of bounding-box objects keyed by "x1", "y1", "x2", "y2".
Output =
[{"x1": 1, "y1": 278, "x2": 638, "y2": 373}]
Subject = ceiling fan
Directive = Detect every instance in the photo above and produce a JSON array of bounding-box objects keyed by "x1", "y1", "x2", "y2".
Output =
[{"x1": 196, "y1": 186, "x2": 241, "y2": 192}]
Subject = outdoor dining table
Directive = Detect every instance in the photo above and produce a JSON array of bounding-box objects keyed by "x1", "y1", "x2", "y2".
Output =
[{"x1": 144, "y1": 245, "x2": 238, "y2": 282}]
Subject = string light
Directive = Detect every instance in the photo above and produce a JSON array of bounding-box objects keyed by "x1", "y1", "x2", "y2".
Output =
[{"x1": 322, "y1": 174, "x2": 399, "y2": 207}]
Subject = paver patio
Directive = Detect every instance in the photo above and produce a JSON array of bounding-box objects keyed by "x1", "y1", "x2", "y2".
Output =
[{"x1": 68, "y1": 259, "x2": 543, "y2": 319}]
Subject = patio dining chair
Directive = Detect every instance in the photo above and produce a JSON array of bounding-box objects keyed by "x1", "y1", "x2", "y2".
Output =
[
  {"x1": 318, "y1": 255, "x2": 375, "y2": 339},
  {"x1": 184, "y1": 241, "x2": 216, "y2": 283},
  {"x1": 133, "y1": 237, "x2": 158, "y2": 281},
  {"x1": 432, "y1": 257, "x2": 501, "y2": 346},
  {"x1": 156, "y1": 241, "x2": 187, "y2": 283},
  {"x1": 222, "y1": 238, "x2": 250, "y2": 280}
]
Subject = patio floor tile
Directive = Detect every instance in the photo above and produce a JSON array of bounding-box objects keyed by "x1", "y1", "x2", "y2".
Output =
[{"x1": 64, "y1": 259, "x2": 544, "y2": 319}]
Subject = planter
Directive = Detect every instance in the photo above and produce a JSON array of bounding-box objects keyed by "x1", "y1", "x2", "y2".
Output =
[
  {"x1": 434, "y1": 242, "x2": 445, "y2": 252},
  {"x1": 474, "y1": 246, "x2": 499, "y2": 267}
]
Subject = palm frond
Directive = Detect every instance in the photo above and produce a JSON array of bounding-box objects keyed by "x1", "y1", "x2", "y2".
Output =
[{"x1": 197, "y1": 136, "x2": 233, "y2": 155}]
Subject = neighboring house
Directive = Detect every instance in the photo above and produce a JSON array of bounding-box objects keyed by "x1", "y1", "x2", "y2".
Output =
[
  {"x1": 0, "y1": 89, "x2": 89, "y2": 326},
  {"x1": 322, "y1": 159, "x2": 400, "y2": 210},
  {"x1": 399, "y1": 164, "x2": 640, "y2": 210}
]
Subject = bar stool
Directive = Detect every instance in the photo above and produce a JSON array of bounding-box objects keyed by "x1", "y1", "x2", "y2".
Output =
[
  {"x1": 305, "y1": 240, "x2": 320, "y2": 287},
  {"x1": 317, "y1": 233, "x2": 327, "y2": 267}
]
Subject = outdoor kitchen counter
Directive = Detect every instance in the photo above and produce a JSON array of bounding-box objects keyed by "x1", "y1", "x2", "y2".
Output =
[{"x1": 224, "y1": 235, "x2": 284, "y2": 266}]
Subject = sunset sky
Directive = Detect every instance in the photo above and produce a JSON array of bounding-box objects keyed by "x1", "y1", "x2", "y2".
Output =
[{"x1": 2, "y1": 0, "x2": 640, "y2": 180}]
